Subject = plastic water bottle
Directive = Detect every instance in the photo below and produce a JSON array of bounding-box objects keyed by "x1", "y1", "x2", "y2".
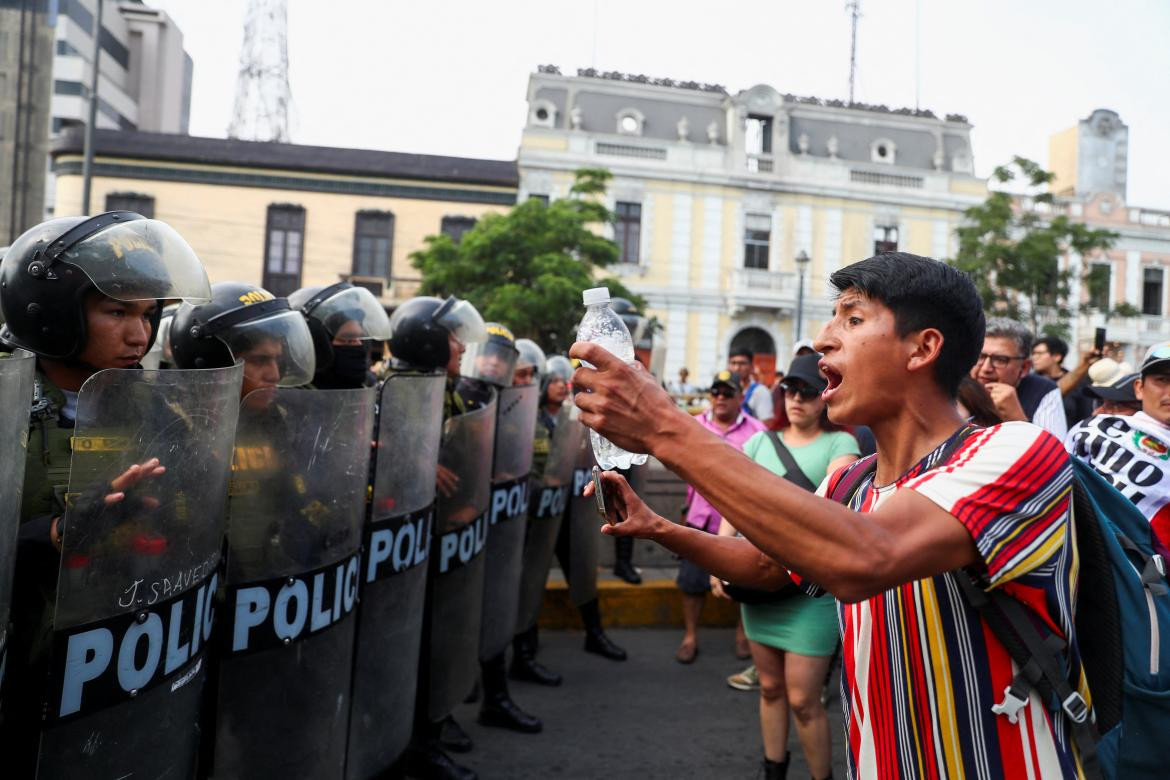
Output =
[{"x1": 577, "y1": 287, "x2": 649, "y2": 470}]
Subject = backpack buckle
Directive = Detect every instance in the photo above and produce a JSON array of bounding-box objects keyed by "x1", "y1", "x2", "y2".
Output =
[
  {"x1": 1154, "y1": 554, "x2": 1166, "y2": 578},
  {"x1": 1062, "y1": 692, "x2": 1089, "y2": 724},
  {"x1": 991, "y1": 686, "x2": 1029, "y2": 724}
]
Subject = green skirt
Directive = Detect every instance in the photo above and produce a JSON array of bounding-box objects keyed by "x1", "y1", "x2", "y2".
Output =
[{"x1": 741, "y1": 592, "x2": 839, "y2": 657}]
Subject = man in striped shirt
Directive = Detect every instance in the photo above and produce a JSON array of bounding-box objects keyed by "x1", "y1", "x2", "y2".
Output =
[{"x1": 571, "y1": 252, "x2": 1088, "y2": 779}]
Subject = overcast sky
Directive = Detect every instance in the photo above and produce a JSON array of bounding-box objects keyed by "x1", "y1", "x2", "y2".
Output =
[{"x1": 153, "y1": 0, "x2": 1170, "y2": 210}]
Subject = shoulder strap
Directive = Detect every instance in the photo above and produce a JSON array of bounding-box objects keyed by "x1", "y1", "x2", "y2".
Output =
[{"x1": 765, "y1": 430, "x2": 817, "y2": 492}]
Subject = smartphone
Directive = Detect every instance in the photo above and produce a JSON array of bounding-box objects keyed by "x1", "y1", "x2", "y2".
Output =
[
  {"x1": 591, "y1": 466, "x2": 613, "y2": 524},
  {"x1": 1095, "y1": 327, "x2": 1107, "y2": 353}
]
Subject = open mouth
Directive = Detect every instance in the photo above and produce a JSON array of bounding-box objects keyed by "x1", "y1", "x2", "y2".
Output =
[{"x1": 820, "y1": 363, "x2": 843, "y2": 402}]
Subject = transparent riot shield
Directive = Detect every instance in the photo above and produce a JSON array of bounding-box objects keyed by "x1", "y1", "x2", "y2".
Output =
[
  {"x1": 565, "y1": 413, "x2": 600, "y2": 607},
  {"x1": 426, "y1": 391, "x2": 496, "y2": 722},
  {"x1": 515, "y1": 405, "x2": 586, "y2": 635},
  {"x1": 0, "y1": 352, "x2": 34, "y2": 697},
  {"x1": 210, "y1": 385, "x2": 374, "y2": 780},
  {"x1": 346, "y1": 372, "x2": 445, "y2": 779},
  {"x1": 35, "y1": 364, "x2": 243, "y2": 779},
  {"x1": 479, "y1": 384, "x2": 539, "y2": 661}
]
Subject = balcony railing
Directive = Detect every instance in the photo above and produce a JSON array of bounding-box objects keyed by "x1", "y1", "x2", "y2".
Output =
[
  {"x1": 731, "y1": 268, "x2": 796, "y2": 296},
  {"x1": 746, "y1": 155, "x2": 774, "y2": 173}
]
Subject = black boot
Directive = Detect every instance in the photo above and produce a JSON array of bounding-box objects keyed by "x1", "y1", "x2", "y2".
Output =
[
  {"x1": 403, "y1": 739, "x2": 478, "y2": 780},
  {"x1": 478, "y1": 652, "x2": 542, "y2": 733},
  {"x1": 579, "y1": 598, "x2": 626, "y2": 660},
  {"x1": 437, "y1": 715, "x2": 473, "y2": 753},
  {"x1": 510, "y1": 625, "x2": 562, "y2": 686},
  {"x1": 613, "y1": 536, "x2": 642, "y2": 584},
  {"x1": 759, "y1": 751, "x2": 789, "y2": 780}
]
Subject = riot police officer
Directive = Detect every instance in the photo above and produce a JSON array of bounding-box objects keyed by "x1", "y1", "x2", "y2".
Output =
[
  {"x1": 289, "y1": 281, "x2": 391, "y2": 388},
  {"x1": 463, "y1": 325, "x2": 543, "y2": 734},
  {"x1": 392, "y1": 295, "x2": 488, "y2": 780},
  {"x1": 0, "y1": 212, "x2": 236, "y2": 777}
]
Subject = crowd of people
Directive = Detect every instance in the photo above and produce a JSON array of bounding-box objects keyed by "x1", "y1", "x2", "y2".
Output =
[
  {"x1": 0, "y1": 212, "x2": 629, "y2": 780},
  {"x1": 1, "y1": 209, "x2": 1166, "y2": 779},
  {"x1": 581, "y1": 251, "x2": 1167, "y2": 779}
]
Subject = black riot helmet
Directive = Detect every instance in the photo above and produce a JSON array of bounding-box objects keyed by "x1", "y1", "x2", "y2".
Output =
[
  {"x1": 287, "y1": 282, "x2": 392, "y2": 371},
  {"x1": 387, "y1": 295, "x2": 486, "y2": 372},
  {"x1": 169, "y1": 281, "x2": 316, "y2": 386},
  {"x1": 0, "y1": 212, "x2": 211, "y2": 359},
  {"x1": 461, "y1": 322, "x2": 519, "y2": 387}
]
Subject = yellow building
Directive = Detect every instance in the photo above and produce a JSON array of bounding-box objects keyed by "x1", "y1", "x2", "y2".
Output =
[
  {"x1": 50, "y1": 126, "x2": 517, "y2": 302},
  {"x1": 519, "y1": 67, "x2": 988, "y2": 384}
]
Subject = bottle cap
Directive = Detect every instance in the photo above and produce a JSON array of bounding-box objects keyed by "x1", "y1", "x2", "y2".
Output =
[{"x1": 582, "y1": 287, "x2": 610, "y2": 306}]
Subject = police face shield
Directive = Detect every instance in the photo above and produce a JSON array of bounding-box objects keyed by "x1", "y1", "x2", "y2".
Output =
[
  {"x1": 545, "y1": 355, "x2": 573, "y2": 383},
  {"x1": 221, "y1": 310, "x2": 316, "y2": 390},
  {"x1": 54, "y1": 217, "x2": 211, "y2": 303},
  {"x1": 310, "y1": 285, "x2": 392, "y2": 344},
  {"x1": 461, "y1": 339, "x2": 519, "y2": 386},
  {"x1": 434, "y1": 297, "x2": 487, "y2": 348},
  {"x1": 514, "y1": 339, "x2": 546, "y2": 387}
]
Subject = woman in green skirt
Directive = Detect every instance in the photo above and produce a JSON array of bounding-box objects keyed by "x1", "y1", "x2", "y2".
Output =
[{"x1": 713, "y1": 354, "x2": 858, "y2": 780}]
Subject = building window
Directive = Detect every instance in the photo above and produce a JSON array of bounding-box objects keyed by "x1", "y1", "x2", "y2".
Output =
[
  {"x1": 529, "y1": 194, "x2": 550, "y2": 205},
  {"x1": 1143, "y1": 267, "x2": 1163, "y2": 316},
  {"x1": 616, "y1": 108, "x2": 644, "y2": 136},
  {"x1": 104, "y1": 192, "x2": 155, "y2": 219},
  {"x1": 745, "y1": 115, "x2": 773, "y2": 155},
  {"x1": 1087, "y1": 262, "x2": 1111, "y2": 310},
  {"x1": 614, "y1": 202, "x2": 642, "y2": 264},
  {"x1": 352, "y1": 211, "x2": 394, "y2": 280},
  {"x1": 873, "y1": 225, "x2": 899, "y2": 254},
  {"x1": 871, "y1": 138, "x2": 897, "y2": 165},
  {"x1": 743, "y1": 214, "x2": 770, "y2": 270},
  {"x1": 263, "y1": 204, "x2": 305, "y2": 298},
  {"x1": 440, "y1": 216, "x2": 477, "y2": 244}
]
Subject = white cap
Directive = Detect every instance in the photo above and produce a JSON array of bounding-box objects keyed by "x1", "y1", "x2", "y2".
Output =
[{"x1": 582, "y1": 286, "x2": 611, "y2": 306}]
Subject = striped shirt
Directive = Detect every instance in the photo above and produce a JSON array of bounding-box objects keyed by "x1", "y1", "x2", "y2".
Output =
[{"x1": 812, "y1": 422, "x2": 1088, "y2": 779}]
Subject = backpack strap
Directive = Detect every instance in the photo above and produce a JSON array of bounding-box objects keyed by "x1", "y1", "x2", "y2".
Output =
[
  {"x1": 765, "y1": 431, "x2": 817, "y2": 493},
  {"x1": 955, "y1": 479, "x2": 1103, "y2": 780},
  {"x1": 827, "y1": 454, "x2": 877, "y2": 505}
]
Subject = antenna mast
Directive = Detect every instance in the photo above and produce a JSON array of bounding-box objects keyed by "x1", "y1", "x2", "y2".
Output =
[
  {"x1": 228, "y1": 0, "x2": 291, "y2": 142},
  {"x1": 846, "y1": 0, "x2": 861, "y2": 104}
]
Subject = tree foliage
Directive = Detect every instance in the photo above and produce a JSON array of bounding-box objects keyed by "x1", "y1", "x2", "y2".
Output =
[
  {"x1": 411, "y1": 168, "x2": 644, "y2": 353},
  {"x1": 953, "y1": 156, "x2": 1117, "y2": 334}
]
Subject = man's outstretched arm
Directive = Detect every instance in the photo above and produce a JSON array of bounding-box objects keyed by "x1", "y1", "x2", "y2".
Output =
[{"x1": 571, "y1": 343, "x2": 979, "y2": 602}]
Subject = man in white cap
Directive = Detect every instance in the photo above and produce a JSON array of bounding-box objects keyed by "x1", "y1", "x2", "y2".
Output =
[
  {"x1": 1066, "y1": 343, "x2": 1170, "y2": 550},
  {"x1": 1084, "y1": 359, "x2": 1140, "y2": 417}
]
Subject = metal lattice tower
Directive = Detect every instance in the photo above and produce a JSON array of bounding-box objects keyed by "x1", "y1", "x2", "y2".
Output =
[
  {"x1": 228, "y1": 0, "x2": 291, "y2": 142},
  {"x1": 846, "y1": 0, "x2": 861, "y2": 104}
]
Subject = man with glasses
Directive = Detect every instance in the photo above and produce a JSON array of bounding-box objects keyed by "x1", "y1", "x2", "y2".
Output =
[
  {"x1": 674, "y1": 371, "x2": 766, "y2": 664},
  {"x1": 729, "y1": 348, "x2": 774, "y2": 422},
  {"x1": 972, "y1": 317, "x2": 1068, "y2": 439},
  {"x1": 1067, "y1": 342, "x2": 1170, "y2": 550}
]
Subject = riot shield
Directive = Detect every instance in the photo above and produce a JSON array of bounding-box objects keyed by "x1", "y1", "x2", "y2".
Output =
[
  {"x1": 346, "y1": 372, "x2": 445, "y2": 779},
  {"x1": 211, "y1": 385, "x2": 374, "y2": 780},
  {"x1": 35, "y1": 364, "x2": 243, "y2": 779},
  {"x1": 0, "y1": 352, "x2": 34, "y2": 698},
  {"x1": 479, "y1": 384, "x2": 540, "y2": 661},
  {"x1": 515, "y1": 405, "x2": 587, "y2": 635},
  {"x1": 426, "y1": 391, "x2": 496, "y2": 722},
  {"x1": 565, "y1": 413, "x2": 600, "y2": 606}
]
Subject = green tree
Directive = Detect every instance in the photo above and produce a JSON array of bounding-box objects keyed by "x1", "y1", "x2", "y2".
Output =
[
  {"x1": 411, "y1": 168, "x2": 644, "y2": 353},
  {"x1": 953, "y1": 156, "x2": 1117, "y2": 335}
]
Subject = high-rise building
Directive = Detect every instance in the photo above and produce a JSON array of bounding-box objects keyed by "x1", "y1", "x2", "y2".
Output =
[
  {"x1": 0, "y1": 0, "x2": 193, "y2": 241},
  {"x1": 1, "y1": 0, "x2": 55, "y2": 244}
]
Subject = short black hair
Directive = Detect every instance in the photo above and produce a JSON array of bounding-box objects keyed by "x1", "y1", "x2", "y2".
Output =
[
  {"x1": 1033, "y1": 335, "x2": 1068, "y2": 360},
  {"x1": 829, "y1": 252, "x2": 984, "y2": 398},
  {"x1": 729, "y1": 347, "x2": 754, "y2": 361}
]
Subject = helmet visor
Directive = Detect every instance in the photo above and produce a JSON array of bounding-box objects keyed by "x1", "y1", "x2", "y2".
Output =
[
  {"x1": 461, "y1": 340, "x2": 519, "y2": 387},
  {"x1": 221, "y1": 309, "x2": 316, "y2": 388},
  {"x1": 313, "y1": 286, "x2": 392, "y2": 341},
  {"x1": 545, "y1": 355, "x2": 573, "y2": 383},
  {"x1": 62, "y1": 219, "x2": 211, "y2": 303},
  {"x1": 515, "y1": 339, "x2": 547, "y2": 371},
  {"x1": 434, "y1": 298, "x2": 486, "y2": 347}
]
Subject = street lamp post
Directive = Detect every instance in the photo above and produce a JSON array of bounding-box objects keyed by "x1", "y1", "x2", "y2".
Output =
[{"x1": 795, "y1": 250, "x2": 810, "y2": 341}]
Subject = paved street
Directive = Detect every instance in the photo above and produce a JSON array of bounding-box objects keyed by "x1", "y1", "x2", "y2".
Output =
[{"x1": 452, "y1": 627, "x2": 849, "y2": 779}]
